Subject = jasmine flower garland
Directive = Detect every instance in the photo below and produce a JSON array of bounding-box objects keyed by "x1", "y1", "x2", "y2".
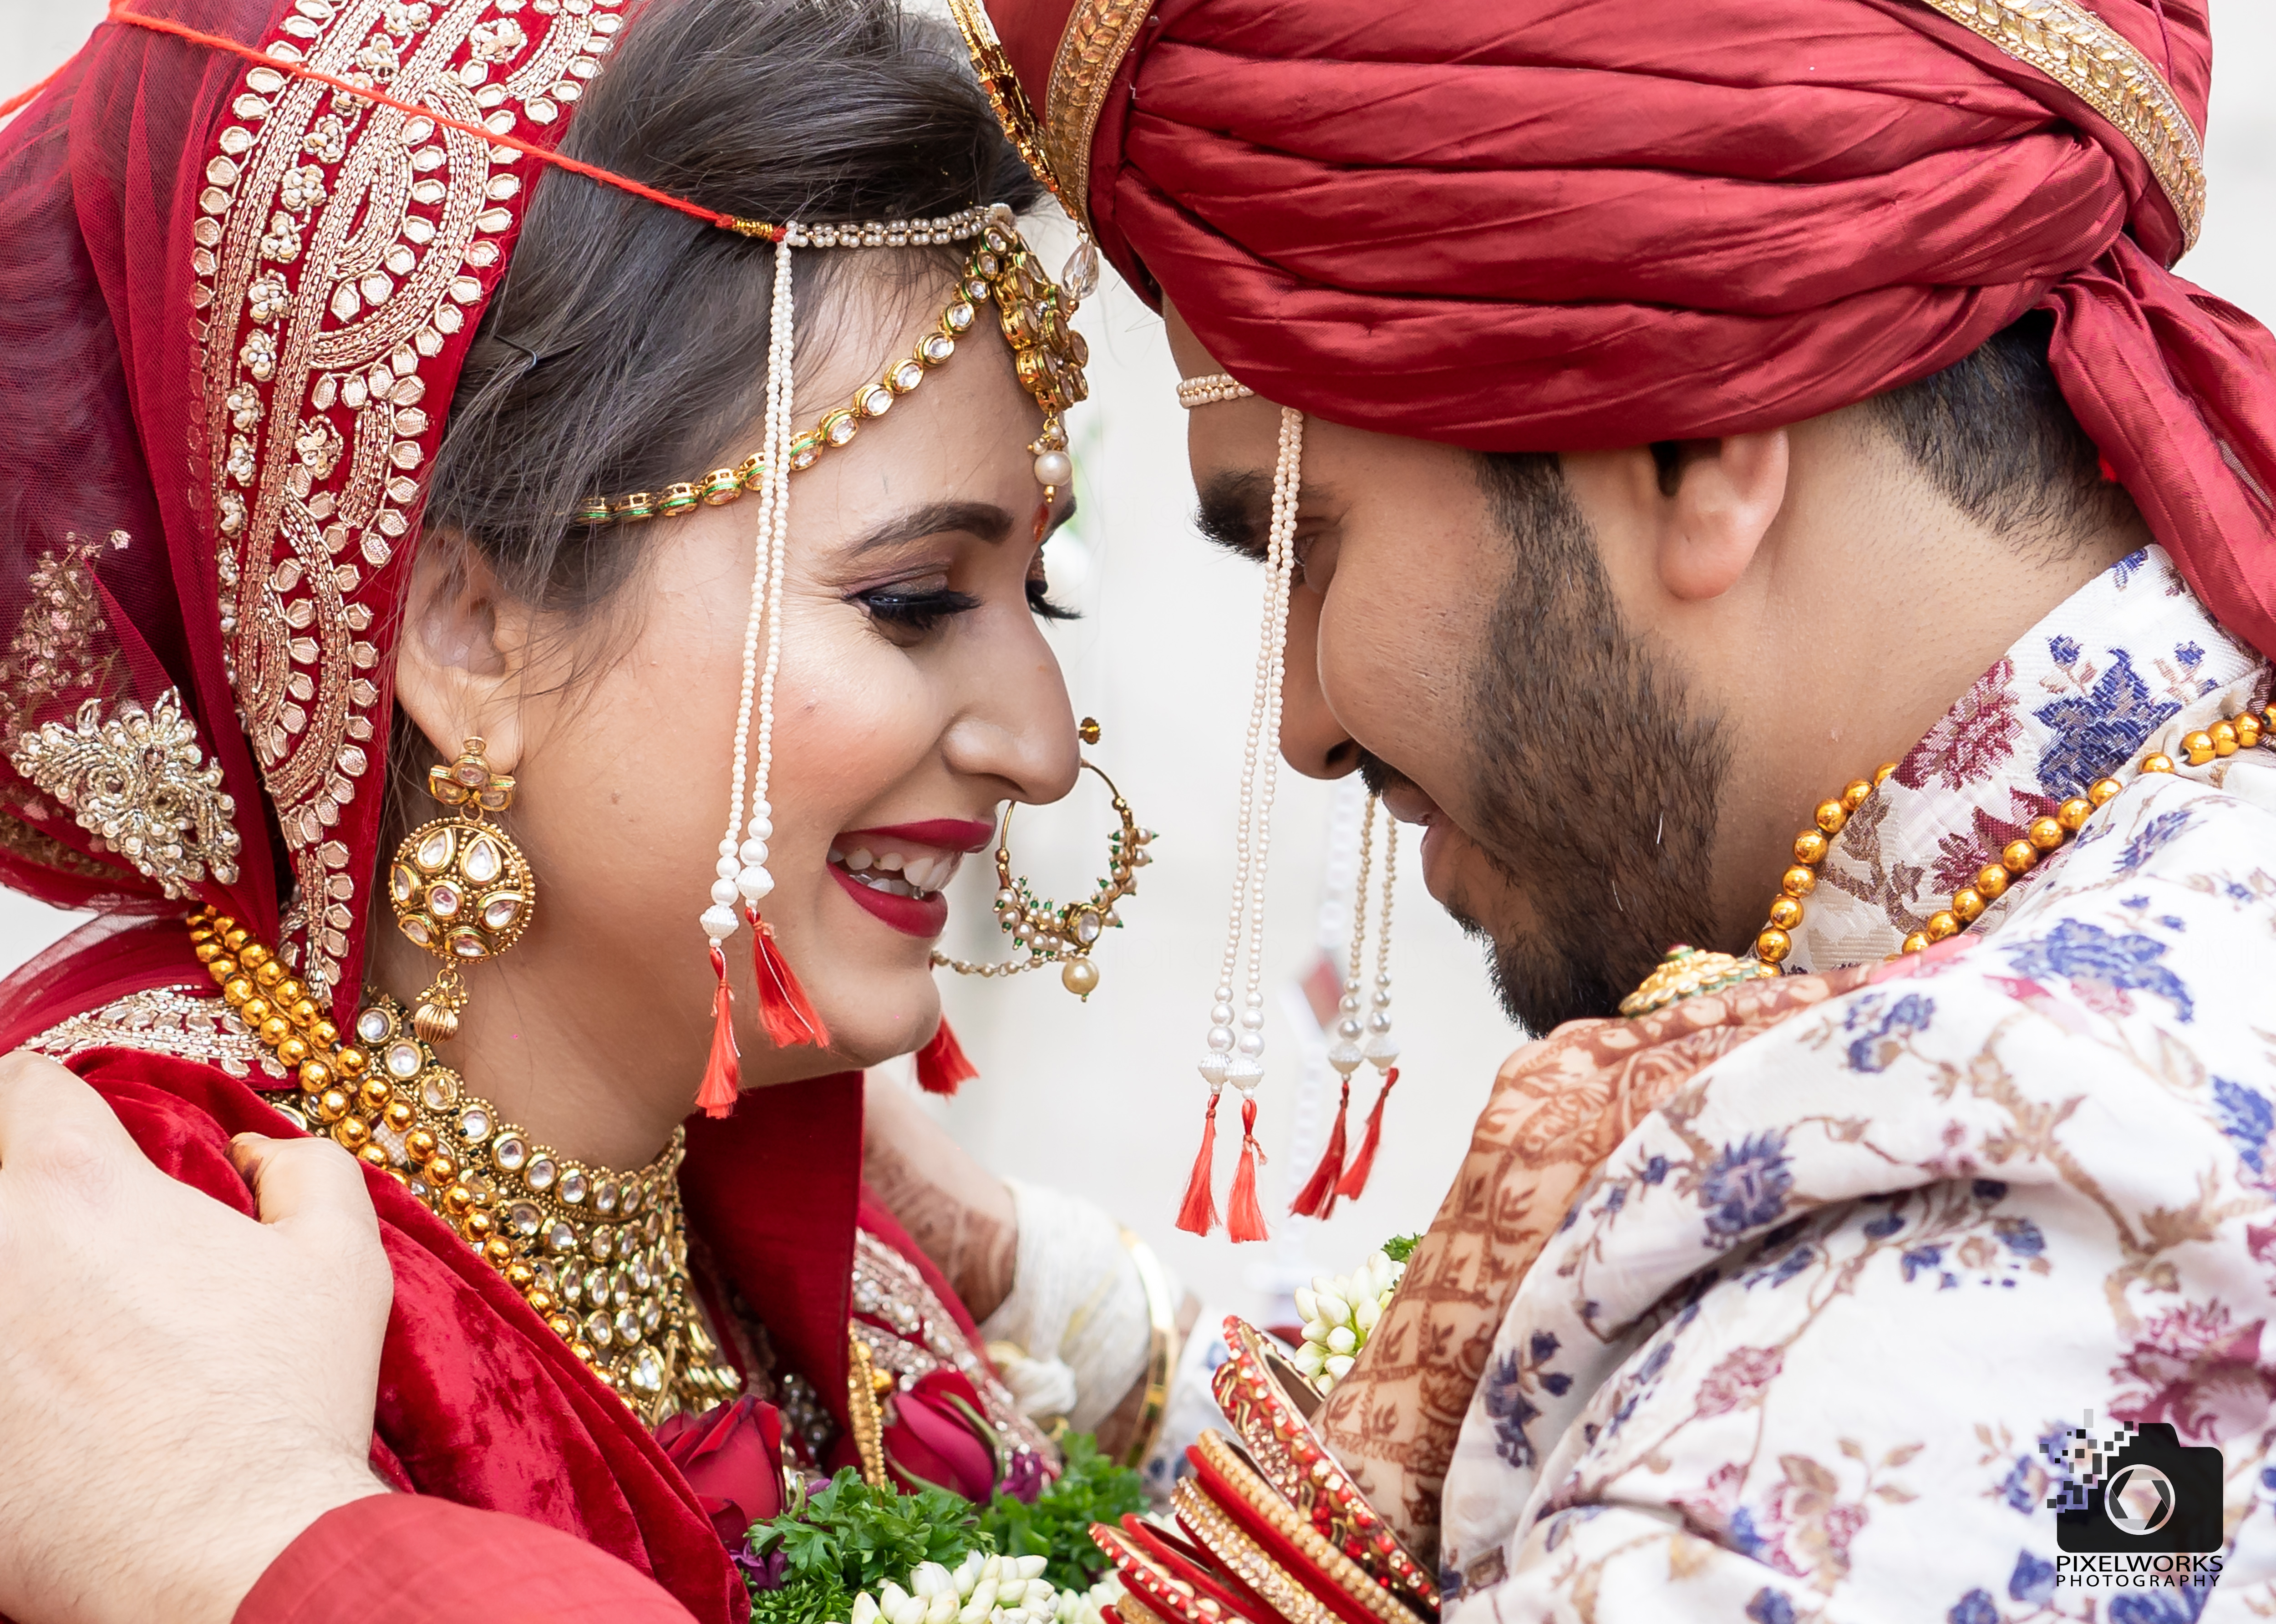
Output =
[{"x1": 1292, "y1": 1237, "x2": 1417, "y2": 1391}]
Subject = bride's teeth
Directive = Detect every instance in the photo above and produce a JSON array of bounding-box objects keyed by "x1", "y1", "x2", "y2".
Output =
[
  {"x1": 875, "y1": 852, "x2": 904, "y2": 872},
  {"x1": 904, "y1": 857, "x2": 936, "y2": 890},
  {"x1": 828, "y1": 848, "x2": 845, "y2": 865},
  {"x1": 846, "y1": 847, "x2": 874, "y2": 871}
]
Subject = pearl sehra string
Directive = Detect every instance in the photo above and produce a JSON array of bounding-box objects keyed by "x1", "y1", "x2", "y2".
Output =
[
  {"x1": 703, "y1": 235, "x2": 798, "y2": 945},
  {"x1": 1196, "y1": 408, "x2": 1305, "y2": 1110}
]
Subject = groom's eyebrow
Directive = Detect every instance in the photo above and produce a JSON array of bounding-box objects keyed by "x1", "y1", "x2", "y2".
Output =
[{"x1": 1195, "y1": 470, "x2": 1272, "y2": 562}]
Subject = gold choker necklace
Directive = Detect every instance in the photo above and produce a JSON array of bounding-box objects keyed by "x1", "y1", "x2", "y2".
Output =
[{"x1": 187, "y1": 907, "x2": 741, "y2": 1426}]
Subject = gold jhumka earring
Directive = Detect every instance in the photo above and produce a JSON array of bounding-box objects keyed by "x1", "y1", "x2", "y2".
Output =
[
  {"x1": 930, "y1": 717, "x2": 1154, "y2": 1000},
  {"x1": 388, "y1": 737, "x2": 536, "y2": 1044}
]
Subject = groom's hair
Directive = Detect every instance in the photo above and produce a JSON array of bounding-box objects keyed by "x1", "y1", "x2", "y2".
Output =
[{"x1": 1865, "y1": 311, "x2": 2143, "y2": 559}]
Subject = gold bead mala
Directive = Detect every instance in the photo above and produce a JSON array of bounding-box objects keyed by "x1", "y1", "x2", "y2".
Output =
[
  {"x1": 1753, "y1": 704, "x2": 2271, "y2": 964},
  {"x1": 185, "y1": 905, "x2": 741, "y2": 1425}
]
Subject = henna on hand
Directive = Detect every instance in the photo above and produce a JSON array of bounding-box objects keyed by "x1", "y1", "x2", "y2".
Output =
[
  {"x1": 1313, "y1": 971, "x2": 1866, "y2": 1565},
  {"x1": 861, "y1": 1072, "x2": 1018, "y2": 1319}
]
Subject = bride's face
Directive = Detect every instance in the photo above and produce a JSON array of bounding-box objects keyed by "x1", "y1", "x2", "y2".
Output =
[{"x1": 391, "y1": 270, "x2": 1080, "y2": 1097}]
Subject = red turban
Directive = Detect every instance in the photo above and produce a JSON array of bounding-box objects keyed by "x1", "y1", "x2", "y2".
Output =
[{"x1": 974, "y1": 0, "x2": 2276, "y2": 659}]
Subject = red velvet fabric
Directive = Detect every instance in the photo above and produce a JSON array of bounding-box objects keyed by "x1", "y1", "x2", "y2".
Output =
[
  {"x1": 982, "y1": 0, "x2": 2276, "y2": 660},
  {"x1": 235, "y1": 1495, "x2": 698, "y2": 1624}
]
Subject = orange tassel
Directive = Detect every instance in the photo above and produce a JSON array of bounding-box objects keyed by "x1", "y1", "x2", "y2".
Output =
[
  {"x1": 1335, "y1": 1067, "x2": 1398, "y2": 1201},
  {"x1": 1175, "y1": 1089, "x2": 1222, "y2": 1236},
  {"x1": 695, "y1": 945, "x2": 741, "y2": 1119},
  {"x1": 749, "y1": 908, "x2": 831, "y2": 1049},
  {"x1": 1227, "y1": 1097, "x2": 1269, "y2": 1243},
  {"x1": 915, "y1": 1018, "x2": 978, "y2": 1096},
  {"x1": 1289, "y1": 1079, "x2": 1351, "y2": 1218}
]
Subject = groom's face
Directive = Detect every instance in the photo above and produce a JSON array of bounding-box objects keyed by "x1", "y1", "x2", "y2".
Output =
[{"x1": 1168, "y1": 309, "x2": 1726, "y2": 1032}]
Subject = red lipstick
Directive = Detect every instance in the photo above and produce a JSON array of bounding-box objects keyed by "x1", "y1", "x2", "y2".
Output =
[{"x1": 835, "y1": 818, "x2": 996, "y2": 854}]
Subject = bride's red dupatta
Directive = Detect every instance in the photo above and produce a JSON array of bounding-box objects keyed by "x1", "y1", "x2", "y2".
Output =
[{"x1": 0, "y1": 0, "x2": 920, "y2": 1615}]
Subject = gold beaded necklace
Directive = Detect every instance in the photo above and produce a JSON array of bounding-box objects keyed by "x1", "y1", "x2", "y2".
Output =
[
  {"x1": 186, "y1": 905, "x2": 742, "y2": 1426},
  {"x1": 1622, "y1": 704, "x2": 2272, "y2": 1017}
]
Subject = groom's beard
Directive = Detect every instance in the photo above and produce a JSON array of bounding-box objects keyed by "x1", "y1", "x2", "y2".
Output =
[{"x1": 1452, "y1": 454, "x2": 1731, "y2": 1034}]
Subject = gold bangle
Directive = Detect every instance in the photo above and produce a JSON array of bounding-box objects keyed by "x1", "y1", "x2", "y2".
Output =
[
  {"x1": 1192, "y1": 1430, "x2": 1424, "y2": 1624},
  {"x1": 1120, "y1": 1227, "x2": 1176, "y2": 1470},
  {"x1": 1172, "y1": 1479, "x2": 1346, "y2": 1624}
]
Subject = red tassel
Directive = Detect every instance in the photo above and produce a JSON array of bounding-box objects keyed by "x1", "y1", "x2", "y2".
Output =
[
  {"x1": 916, "y1": 1018, "x2": 978, "y2": 1096},
  {"x1": 695, "y1": 946, "x2": 741, "y2": 1119},
  {"x1": 749, "y1": 909, "x2": 830, "y2": 1049},
  {"x1": 1335, "y1": 1067, "x2": 1398, "y2": 1201},
  {"x1": 1289, "y1": 1079, "x2": 1351, "y2": 1219},
  {"x1": 1227, "y1": 1097, "x2": 1269, "y2": 1243},
  {"x1": 1175, "y1": 1090, "x2": 1222, "y2": 1236}
]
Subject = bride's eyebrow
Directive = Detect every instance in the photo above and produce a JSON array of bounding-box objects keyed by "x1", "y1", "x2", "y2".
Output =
[{"x1": 848, "y1": 499, "x2": 1014, "y2": 554}]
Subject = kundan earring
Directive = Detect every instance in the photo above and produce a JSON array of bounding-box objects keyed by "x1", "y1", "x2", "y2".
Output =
[
  {"x1": 1291, "y1": 794, "x2": 1402, "y2": 1218},
  {"x1": 388, "y1": 738, "x2": 536, "y2": 1044}
]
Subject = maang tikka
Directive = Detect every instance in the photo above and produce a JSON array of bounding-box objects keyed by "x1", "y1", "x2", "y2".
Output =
[{"x1": 388, "y1": 738, "x2": 537, "y2": 1043}]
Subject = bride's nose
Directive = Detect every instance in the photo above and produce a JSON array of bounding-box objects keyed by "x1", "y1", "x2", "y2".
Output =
[{"x1": 941, "y1": 646, "x2": 1081, "y2": 807}]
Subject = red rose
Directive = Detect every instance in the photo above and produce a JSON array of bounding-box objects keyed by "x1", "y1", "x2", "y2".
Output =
[
  {"x1": 655, "y1": 1394, "x2": 787, "y2": 1548},
  {"x1": 882, "y1": 1369, "x2": 999, "y2": 1502}
]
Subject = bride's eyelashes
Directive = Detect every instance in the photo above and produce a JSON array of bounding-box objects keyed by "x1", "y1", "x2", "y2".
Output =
[{"x1": 848, "y1": 575, "x2": 1081, "y2": 638}]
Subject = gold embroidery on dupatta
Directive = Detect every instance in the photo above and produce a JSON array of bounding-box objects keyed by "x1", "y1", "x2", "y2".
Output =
[
  {"x1": 192, "y1": 0, "x2": 628, "y2": 999},
  {"x1": 25, "y1": 987, "x2": 286, "y2": 1082},
  {"x1": 0, "y1": 536, "x2": 121, "y2": 737},
  {"x1": 850, "y1": 1229, "x2": 1061, "y2": 1474},
  {"x1": 10, "y1": 692, "x2": 245, "y2": 898}
]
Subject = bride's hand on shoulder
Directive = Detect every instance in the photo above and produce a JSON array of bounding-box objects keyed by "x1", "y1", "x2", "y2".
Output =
[{"x1": 0, "y1": 1050, "x2": 392, "y2": 1624}]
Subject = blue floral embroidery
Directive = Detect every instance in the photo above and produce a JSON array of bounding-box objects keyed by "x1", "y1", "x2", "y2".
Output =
[
  {"x1": 1901, "y1": 1243, "x2": 1956, "y2": 1289},
  {"x1": 1481, "y1": 1350, "x2": 1538, "y2": 1470},
  {"x1": 1843, "y1": 993, "x2": 1935, "y2": 1074},
  {"x1": 1642, "y1": 1154, "x2": 1669, "y2": 1185},
  {"x1": 2049, "y1": 634, "x2": 2083, "y2": 666},
  {"x1": 1863, "y1": 1209, "x2": 1906, "y2": 1240},
  {"x1": 1699, "y1": 1132, "x2": 1793, "y2": 1240},
  {"x1": 1948, "y1": 1589, "x2": 1998, "y2": 1624},
  {"x1": 2108, "y1": 1579, "x2": 2215, "y2": 1623},
  {"x1": 2111, "y1": 546, "x2": 2149, "y2": 587},
  {"x1": 1993, "y1": 1215, "x2": 2046, "y2": 1257},
  {"x1": 2004, "y1": 919, "x2": 2195, "y2": 1023},
  {"x1": 2119, "y1": 810, "x2": 2195, "y2": 876},
  {"x1": 1745, "y1": 1587, "x2": 1798, "y2": 1624},
  {"x1": 2033, "y1": 648, "x2": 2182, "y2": 797},
  {"x1": 2215, "y1": 1078, "x2": 2273, "y2": 1174},
  {"x1": 2009, "y1": 1550, "x2": 2056, "y2": 1605}
]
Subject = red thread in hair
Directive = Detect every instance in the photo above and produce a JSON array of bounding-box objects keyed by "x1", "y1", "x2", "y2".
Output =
[
  {"x1": 749, "y1": 910, "x2": 830, "y2": 1048},
  {"x1": 695, "y1": 945, "x2": 740, "y2": 1119},
  {"x1": 915, "y1": 1018, "x2": 978, "y2": 1096},
  {"x1": 69, "y1": 2, "x2": 782, "y2": 239},
  {"x1": 1226, "y1": 1096, "x2": 1269, "y2": 1243},
  {"x1": 1335, "y1": 1068, "x2": 1398, "y2": 1201},
  {"x1": 1289, "y1": 1078, "x2": 1350, "y2": 1219},
  {"x1": 1175, "y1": 1090, "x2": 1221, "y2": 1236}
]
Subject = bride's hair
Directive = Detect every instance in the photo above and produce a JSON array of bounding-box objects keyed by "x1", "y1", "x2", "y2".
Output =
[{"x1": 419, "y1": 0, "x2": 1041, "y2": 617}]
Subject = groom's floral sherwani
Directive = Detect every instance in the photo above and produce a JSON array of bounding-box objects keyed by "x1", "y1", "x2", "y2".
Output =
[{"x1": 1439, "y1": 548, "x2": 2276, "y2": 1622}]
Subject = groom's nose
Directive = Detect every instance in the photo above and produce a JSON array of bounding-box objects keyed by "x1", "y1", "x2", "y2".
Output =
[{"x1": 1278, "y1": 585, "x2": 1361, "y2": 781}]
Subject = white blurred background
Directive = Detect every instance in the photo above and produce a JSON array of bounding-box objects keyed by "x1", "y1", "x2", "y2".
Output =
[{"x1": 3, "y1": 0, "x2": 2272, "y2": 1322}]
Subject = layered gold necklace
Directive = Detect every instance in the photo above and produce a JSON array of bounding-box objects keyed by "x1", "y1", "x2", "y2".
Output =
[{"x1": 186, "y1": 905, "x2": 742, "y2": 1426}]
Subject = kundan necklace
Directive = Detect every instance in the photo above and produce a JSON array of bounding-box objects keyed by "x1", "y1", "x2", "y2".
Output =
[
  {"x1": 1622, "y1": 703, "x2": 2273, "y2": 1017},
  {"x1": 185, "y1": 905, "x2": 742, "y2": 1425}
]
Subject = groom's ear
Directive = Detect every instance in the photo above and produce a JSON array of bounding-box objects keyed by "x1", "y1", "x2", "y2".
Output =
[{"x1": 390, "y1": 531, "x2": 537, "y2": 772}]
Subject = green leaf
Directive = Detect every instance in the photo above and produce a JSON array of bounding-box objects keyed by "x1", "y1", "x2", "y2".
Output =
[
  {"x1": 1380, "y1": 1233, "x2": 1422, "y2": 1264},
  {"x1": 974, "y1": 1432, "x2": 1146, "y2": 1592}
]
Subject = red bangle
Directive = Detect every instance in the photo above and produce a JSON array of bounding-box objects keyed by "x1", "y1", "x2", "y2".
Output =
[{"x1": 1210, "y1": 1318, "x2": 1438, "y2": 1614}]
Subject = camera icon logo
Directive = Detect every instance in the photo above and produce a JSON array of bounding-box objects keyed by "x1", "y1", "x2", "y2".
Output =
[{"x1": 2051, "y1": 1419, "x2": 2223, "y2": 1554}]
